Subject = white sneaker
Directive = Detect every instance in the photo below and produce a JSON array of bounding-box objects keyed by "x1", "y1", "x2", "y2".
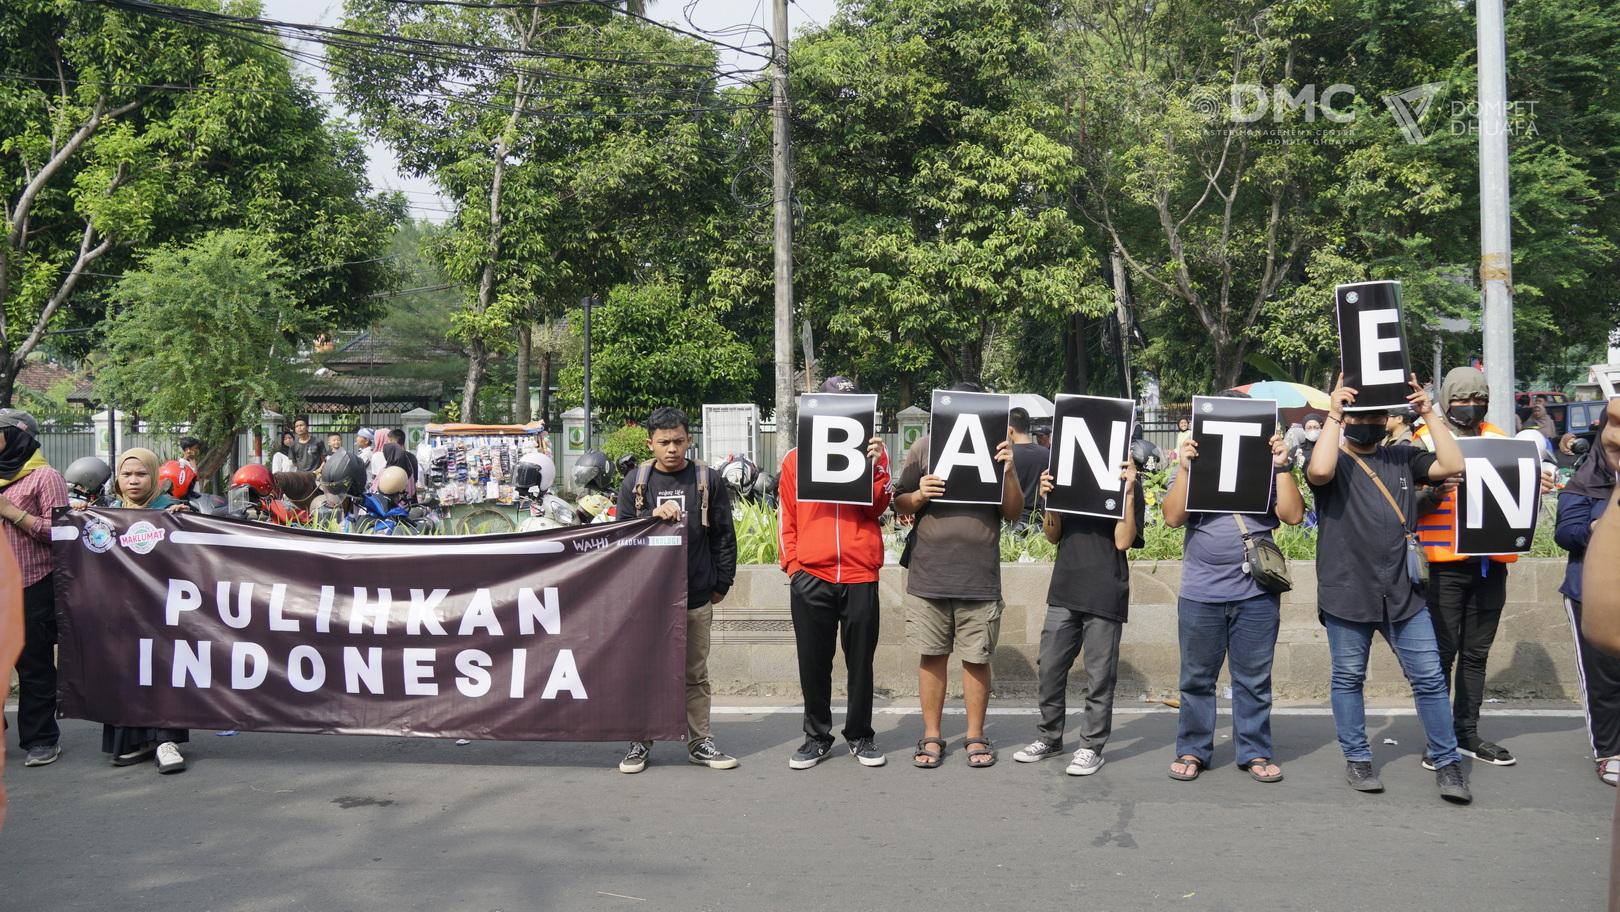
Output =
[
  {"x1": 1065, "y1": 748, "x2": 1104, "y2": 776},
  {"x1": 1013, "y1": 740, "x2": 1063, "y2": 763},
  {"x1": 155, "y1": 741, "x2": 187, "y2": 775}
]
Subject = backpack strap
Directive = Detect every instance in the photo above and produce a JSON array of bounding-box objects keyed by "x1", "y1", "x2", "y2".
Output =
[
  {"x1": 697, "y1": 463, "x2": 710, "y2": 528},
  {"x1": 633, "y1": 459, "x2": 655, "y2": 515}
]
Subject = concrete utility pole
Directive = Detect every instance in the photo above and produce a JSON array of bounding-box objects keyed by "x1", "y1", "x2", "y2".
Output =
[
  {"x1": 1111, "y1": 246, "x2": 1133, "y2": 401},
  {"x1": 1477, "y1": 0, "x2": 1516, "y2": 430},
  {"x1": 771, "y1": 0, "x2": 796, "y2": 446}
]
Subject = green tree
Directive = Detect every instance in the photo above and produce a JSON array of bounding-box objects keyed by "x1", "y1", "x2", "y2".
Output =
[{"x1": 95, "y1": 230, "x2": 304, "y2": 480}]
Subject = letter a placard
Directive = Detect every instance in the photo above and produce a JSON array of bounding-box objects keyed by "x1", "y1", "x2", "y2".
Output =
[
  {"x1": 1335, "y1": 280, "x2": 1413, "y2": 411},
  {"x1": 1454, "y1": 437, "x2": 1543, "y2": 556},
  {"x1": 926, "y1": 389, "x2": 1010, "y2": 505},
  {"x1": 1045, "y1": 395, "x2": 1134, "y2": 519},
  {"x1": 1184, "y1": 396, "x2": 1278, "y2": 514},
  {"x1": 796, "y1": 393, "x2": 878, "y2": 504}
]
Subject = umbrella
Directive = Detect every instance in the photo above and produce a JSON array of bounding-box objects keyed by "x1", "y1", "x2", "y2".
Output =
[
  {"x1": 1007, "y1": 394, "x2": 1055, "y2": 420},
  {"x1": 1226, "y1": 381, "x2": 1331, "y2": 410}
]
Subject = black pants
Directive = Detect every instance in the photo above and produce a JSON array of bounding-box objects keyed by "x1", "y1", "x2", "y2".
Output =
[
  {"x1": 15, "y1": 577, "x2": 60, "y2": 750},
  {"x1": 789, "y1": 573, "x2": 879, "y2": 743},
  {"x1": 1034, "y1": 606, "x2": 1123, "y2": 751},
  {"x1": 1427, "y1": 559, "x2": 1507, "y2": 745},
  {"x1": 1568, "y1": 599, "x2": 1620, "y2": 758}
]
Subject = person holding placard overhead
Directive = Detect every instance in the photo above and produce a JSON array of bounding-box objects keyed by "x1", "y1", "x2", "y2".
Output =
[
  {"x1": 1306, "y1": 372, "x2": 1473, "y2": 803},
  {"x1": 1160, "y1": 424, "x2": 1305, "y2": 784},
  {"x1": 894, "y1": 383, "x2": 1023, "y2": 769}
]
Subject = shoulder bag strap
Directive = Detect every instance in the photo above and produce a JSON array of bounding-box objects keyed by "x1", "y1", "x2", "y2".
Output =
[
  {"x1": 1345, "y1": 450, "x2": 1408, "y2": 528},
  {"x1": 1233, "y1": 513, "x2": 1254, "y2": 539}
]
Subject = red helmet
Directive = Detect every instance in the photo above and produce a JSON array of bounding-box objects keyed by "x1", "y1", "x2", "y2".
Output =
[
  {"x1": 229, "y1": 463, "x2": 275, "y2": 497},
  {"x1": 158, "y1": 460, "x2": 196, "y2": 499}
]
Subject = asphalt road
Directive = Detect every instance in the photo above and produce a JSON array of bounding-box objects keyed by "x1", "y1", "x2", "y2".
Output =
[{"x1": 0, "y1": 702, "x2": 1611, "y2": 912}]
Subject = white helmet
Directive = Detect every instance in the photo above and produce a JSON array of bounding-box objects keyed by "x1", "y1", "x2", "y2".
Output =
[
  {"x1": 1514, "y1": 429, "x2": 1553, "y2": 462},
  {"x1": 516, "y1": 451, "x2": 555, "y2": 492}
]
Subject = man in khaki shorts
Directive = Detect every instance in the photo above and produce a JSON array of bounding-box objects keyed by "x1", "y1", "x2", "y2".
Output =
[{"x1": 893, "y1": 388, "x2": 1023, "y2": 768}]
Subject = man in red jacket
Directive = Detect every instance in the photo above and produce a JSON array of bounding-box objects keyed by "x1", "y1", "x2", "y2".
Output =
[{"x1": 778, "y1": 377, "x2": 893, "y2": 769}]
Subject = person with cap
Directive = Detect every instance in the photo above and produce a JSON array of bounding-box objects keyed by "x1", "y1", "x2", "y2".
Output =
[
  {"x1": 1384, "y1": 407, "x2": 1416, "y2": 446},
  {"x1": 1412, "y1": 366, "x2": 1553, "y2": 767},
  {"x1": 0, "y1": 409, "x2": 69, "y2": 768},
  {"x1": 777, "y1": 376, "x2": 892, "y2": 769},
  {"x1": 1307, "y1": 373, "x2": 1474, "y2": 803}
]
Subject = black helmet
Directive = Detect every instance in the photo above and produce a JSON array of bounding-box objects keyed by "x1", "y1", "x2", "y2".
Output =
[
  {"x1": 64, "y1": 456, "x2": 112, "y2": 496},
  {"x1": 615, "y1": 453, "x2": 640, "y2": 478},
  {"x1": 573, "y1": 449, "x2": 610, "y2": 489},
  {"x1": 1130, "y1": 438, "x2": 1163, "y2": 471},
  {"x1": 318, "y1": 449, "x2": 366, "y2": 497}
]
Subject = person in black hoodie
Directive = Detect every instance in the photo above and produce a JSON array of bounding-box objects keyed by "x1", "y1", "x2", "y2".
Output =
[
  {"x1": 1558, "y1": 398, "x2": 1620, "y2": 786},
  {"x1": 613, "y1": 407, "x2": 738, "y2": 774}
]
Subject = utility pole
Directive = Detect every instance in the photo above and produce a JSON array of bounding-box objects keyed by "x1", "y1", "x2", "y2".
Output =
[
  {"x1": 1477, "y1": 0, "x2": 1516, "y2": 430},
  {"x1": 580, "y1": 295, "x2": 595, "y2": 450},
  {"x1": 771, "y1": 0, "x2": 796, "y2": 448},
  {"x1": 1111, "y1": 246, "x2": 1133, "y2": 401}
]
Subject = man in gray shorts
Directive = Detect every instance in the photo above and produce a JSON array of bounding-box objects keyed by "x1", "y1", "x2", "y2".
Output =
[{"x1": 894, "y1": 395, "x2": 1024, "y2": 768}]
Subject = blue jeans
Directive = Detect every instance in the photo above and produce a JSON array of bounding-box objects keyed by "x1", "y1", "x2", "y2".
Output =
[
  {"x1": 1323, "y1": 607, "x2": 1461, "y2": 767},
  {"x1": 1176, "y1": 594, "x2": 1280, "y2": 766}
]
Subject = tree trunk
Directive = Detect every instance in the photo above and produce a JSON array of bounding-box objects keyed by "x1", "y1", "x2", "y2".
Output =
[
  {"x1": 513, "y1": 319, "x2": 532, "y2": 423},
  {"x1": 0, "y1": 346, "x2": 13, "y2": 408},
  {"x1": 539, "y1": 349, "x2": 553, "y2": 428},
  {"x1": 1063, "y1": 314, "x2": 1089, "y2": 394},
  {"x1": 1212, "y1": 336, "x2": 1244, "y2": 391},
  {"x1": 198, "y1": 437, "x2": 236, "y2": 493},
  {"x1": 461, "y1": 342, "x2": 488, "y2": 421}
]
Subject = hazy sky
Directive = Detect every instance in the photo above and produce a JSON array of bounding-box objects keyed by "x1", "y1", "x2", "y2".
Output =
[{"x1": 257, "y1": 0, "x2": 838, "y2": 220}]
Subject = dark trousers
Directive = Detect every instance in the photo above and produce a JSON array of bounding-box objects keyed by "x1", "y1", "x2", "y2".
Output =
[
  {"x1": 1569, "y1": 599, "x2": 1620, "y2": 758},
  {"x1": 1427, "y1": 559, "x2": 1508, "y2": 745},
  {"x1": 790, "y1": 573, "x2": 879, "y2": 743},
  {"x1": 15, "y1": 577, "x2": 60, "y2": 749},
  {"x1": 1034, "y1": 606, "x2": 1123, "y2": 752}
]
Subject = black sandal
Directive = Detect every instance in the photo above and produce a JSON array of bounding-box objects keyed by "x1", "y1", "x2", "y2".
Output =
[
  {"x1": 1240, "y1": 757, "x2": 1284, "y2": 783},
  {"x1": 1169, "y1": 754, "x2": 1203, "y2": 781},
  {"x1": 965, "y1": 738, "x2": 996, "y2": 768},
  {"x1": 913, "y1": 737, "x2": 946, "y2": 769}
]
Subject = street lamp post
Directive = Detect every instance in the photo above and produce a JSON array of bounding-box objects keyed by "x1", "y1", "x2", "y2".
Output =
[{"x1": 580, "y1": 295, "x2": 596, "y2": 450}]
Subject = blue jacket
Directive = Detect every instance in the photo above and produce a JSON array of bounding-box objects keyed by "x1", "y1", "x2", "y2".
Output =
[{"x1": 1556, "y1": 490, "x2": 1611, "y2": 603}]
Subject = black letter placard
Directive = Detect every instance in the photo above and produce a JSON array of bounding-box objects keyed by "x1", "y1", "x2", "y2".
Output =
[
  {"x1": 1336, "y1": 280, "x2": 1413, "y2": 411},
  {"x1": 796, "y1": 393, "x2": 878, "y2": 505},
  {"x1": 1045, "y1": 395, "x2": 1134, "y2": 519},
  {"x1": 1184, "y1": 396, "x2": 1279, "y2": 515},
  {"x1": 1454, "y1": 437, "x2": 1543, "y2": 556},
  {"x1": 926, "y1": 389, "x2": 1010, "y2": 505}
]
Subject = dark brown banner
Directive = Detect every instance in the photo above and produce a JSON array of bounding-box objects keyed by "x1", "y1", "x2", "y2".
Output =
[{"x1": 51, "y1": 510, "x2": 689, "y2": 742}]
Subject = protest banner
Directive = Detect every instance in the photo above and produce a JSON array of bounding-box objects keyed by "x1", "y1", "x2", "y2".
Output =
[
  {"x1": 1045, "y1": 394, "x2": 1134, "y2": 519},
  {"x1": 1184, "y1": 396, "x2": 1279, "y2": 514},
  {"x1": 1336, "y1": 280, "x2": 1413, "y2": 411},
  {"x1": 52, "y1": 512, "x2": 688, "y2": 742},
  {"x1": 795, "y1": 393, "x2": 878, "y2": 505},
  {"x1": 1454, "y1": 437, "x2": 1543, "y2": 556},
  {"x1": 926, "y1": 389, "x2": 1010, "y2": 505}
]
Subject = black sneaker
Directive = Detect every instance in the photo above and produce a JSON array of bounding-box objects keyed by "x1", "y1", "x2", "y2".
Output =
[
  {"x1": 789, "y1": 737, "x2": 834, "y2": 770},
  {"x1": 1436, "y1": 762, "x2": 1473, "y2": 804},
  {"x1": 1346, "y1": 760, "x2": 1384, "y2": 792},
  {"x1": 848, "y1": 738, "x2": 886, "y2": 767},
  {"x1": 24, "y1": 744, "x2": 61, "y2": 767},
  {"x1": 1460, "y1": 740, "x2": 1516, "y2": 766},
  {"x1": 688, "y1": 738, "x2": 739, "y2": 770},
  {"x1": 618, "y1": 742, "x2": 650, "y2": 774},
  {"x1": 1420, "y1": 754, "x2": 1438, "y2": 772},
  {"x1": 1013, "y1": 740, "x2": 1063, "y2": 763}
]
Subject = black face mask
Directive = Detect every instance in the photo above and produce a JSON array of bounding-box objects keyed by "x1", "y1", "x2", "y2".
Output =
[
  {"x1": 1343, "y1": 423, "x2": 1383, "y2": 447},
  {"x1": 1446, "y1": 404, "x2": 1484, "y2": 428}
]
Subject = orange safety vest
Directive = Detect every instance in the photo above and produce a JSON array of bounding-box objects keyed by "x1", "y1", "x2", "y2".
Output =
[{"x1": 1412, "y1": 420, "x2": 1517, "y2": 565}]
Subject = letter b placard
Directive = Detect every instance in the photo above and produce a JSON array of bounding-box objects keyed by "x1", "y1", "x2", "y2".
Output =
[{"x1": 796, "y1": 393, "x2": 878, "y2": 505}]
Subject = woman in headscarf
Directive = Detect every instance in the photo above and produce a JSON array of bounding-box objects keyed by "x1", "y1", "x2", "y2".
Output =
[
  {"x1": 101, "y1": 448, "x2": 191, "y2": 773},
  {"x1": 375, "y1": 442, "x2": 419, "y2": 502},
  {"x1": 1555, "y1": 399, "x2": 1620, "y2": 786},
  {"x1": 270, "y1": 430, "x2": 297, "y2": 475}
]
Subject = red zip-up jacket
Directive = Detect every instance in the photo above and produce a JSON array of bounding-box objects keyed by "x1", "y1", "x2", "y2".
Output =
[{"x1": 777, "y1": 446, "x2": 891, "y2": 584}]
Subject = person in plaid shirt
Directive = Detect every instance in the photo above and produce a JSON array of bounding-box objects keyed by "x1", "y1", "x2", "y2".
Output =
[{"x1": 0, "y1": 409, "x2": 69, "y2": 768}]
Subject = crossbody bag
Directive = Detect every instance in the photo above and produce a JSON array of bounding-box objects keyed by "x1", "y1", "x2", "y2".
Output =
[
  {"x1": 1345, "y1": 451, "x2": 1429, "y2": 590},
  {"x1": 1233, "y1": 513, "x2": 1292, "y2": 594}
]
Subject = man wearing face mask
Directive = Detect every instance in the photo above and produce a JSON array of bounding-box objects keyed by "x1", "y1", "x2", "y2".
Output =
[
  {"x1": 1293, "y1": 414, "x2": 1325, "y2": 469},
  {"x1": 1411, "y1": 367, "x2": 1552, "y2": 768},
  {"x1": 1307, "y1": 373, "x2": 1472, "y2": 803}
]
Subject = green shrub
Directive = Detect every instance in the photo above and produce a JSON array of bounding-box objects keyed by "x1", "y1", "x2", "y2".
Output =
[{"x1": 603, "y1": 423, "x2": 651, "y2": 466}]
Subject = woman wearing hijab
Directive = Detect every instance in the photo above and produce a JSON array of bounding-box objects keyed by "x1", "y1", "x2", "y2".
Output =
[
  {"x1": 101, "y1": 448, "x2": 191, "y2": 774},
  {"x1": 1555, "y1": 399, "x2": 1620, "y2": 786},
  {"x1": 375, "y1": 442, "x2": 419, "y2": 501},
  {"x1": 271, "y1": 430, "x2": 297, "y2": 474}
]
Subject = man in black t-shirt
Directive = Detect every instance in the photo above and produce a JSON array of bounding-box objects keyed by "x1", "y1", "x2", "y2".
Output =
[
  {"x1": 1008, "y1": 408, "x2": 1050, "y2": 528},
  {"x1": 613, "y1": 407, "x2": 738, "y2": 775},
  {"x1": 289, "y1": 417, "x2": 327, "y2": 473},
  {"x1": 1307, "y1": 372, "x2": 1471, "y2": 803},
  {"x1": 1011, "y1": 461, "x2": 1144, "y2": 776}
]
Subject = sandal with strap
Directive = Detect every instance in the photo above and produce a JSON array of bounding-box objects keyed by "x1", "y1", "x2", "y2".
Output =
[
  {"x1": 1598, "y1": 756, "x2": 1620, "y2": 787},
  {"x1": 964, "y1": 737, "x2": 996, "y2": 768},
  {"x1": 1240, "y1": 757, "x2": 1284, "y2": 783},
  {"x1": 913, "y1": 737, "x2": 946, "y2": 769},
  {"x1": 1169, "y1": 754, "x2": 1204, "y2": 781}
]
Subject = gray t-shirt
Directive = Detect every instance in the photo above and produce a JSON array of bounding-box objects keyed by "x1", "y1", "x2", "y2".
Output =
[
  {"x1": 897, "y1": 435, "x2": 1002, "y2": 601},
  {"x1": 1166, "y1": 464, "x2": 1281, "y2": 603}
]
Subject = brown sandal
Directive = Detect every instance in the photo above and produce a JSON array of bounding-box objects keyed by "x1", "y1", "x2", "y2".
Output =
[
  {"x1": 913, "y1": 737, "x2": 946, "y2": 769},
  {"x1": 1169, "y1": 754, "x2": 1203, "y2": 781},
  {"x1": 1240, "y1": 758, "x2": 1284, "y2": 783},
  {"x1": 965, "y1": 738, "x2": 996, "y2": 768}
]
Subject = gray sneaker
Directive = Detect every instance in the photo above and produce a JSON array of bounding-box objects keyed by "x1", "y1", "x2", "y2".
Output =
[
  {"x1": 1013, "y1": 740, "x2": 1063, "y2": 763},
  {"x1": 1436, "y1": 762, "x2": 1473, "y2": 804},
  {"x1": 1065, "y1": 748, "x2": 1105, "y2": 776},
  {"x1": 618, "y1": 742, "x2": 650, "y2": 774},
  {"x1": 848, "y1": 738, "x2": 886, "y2": 767},
  {"x1": 688, "y1": 738, "x2": 739, "y2": 770},
  {"x1": 1346, "y1": 760, "x2": 1384, "y2": 792},
  {"x1": 789, "y1": 737, "x2": 834, "y2": 770},
  {"x1": 24, "y1": 744, "x2": 61, "y2": 767}
]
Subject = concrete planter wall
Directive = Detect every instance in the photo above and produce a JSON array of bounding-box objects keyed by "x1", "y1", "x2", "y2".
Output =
[{"x1": 710, "y1": 559, "x2": 1580, "y2": 701}]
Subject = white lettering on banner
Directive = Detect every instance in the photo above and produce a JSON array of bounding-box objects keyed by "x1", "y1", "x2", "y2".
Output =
[
  {"x1": 402, "y1": 648, "x2": 438, "y2": 696},
  {"x1": 934, "y1": 414, "x2": 996, "y2": 482},
  {"x1": 266, "y1": 584, "x2": 297, "y2": 633},
  {"x1": 812, "y1": 415, "x2": 865, "y2": 483},
  {"x1": 542, "y1": 648, "x2": 587, "y2": 699},
  {"x1": 407, "y1": 588, "x2": 449, "y2": 636},
  {"x1": 232, "y1": 642, "x2": 269, "y2": 690},
  {"x1": 1358, "y1": 309, "x2": 1405, "y2": 386},
  {"x1": 165, "y1": 578, "x2": 200, "y2": 626},
  {"x1": 510, "y1": 648, "x2": 527, "y2": 699},
  {"x1": 455, "y1": 649, "x2": 494, "y2": 698},
  {"x1": 458, "y1": 589, "x2": 503, "y2": 636},
  {"x1": 172, "y1": 640, "x2": 210, "y2": 688},
  {"x1": 139, "y1": 637, "x2": 153, "y2": 686},
  {"x1": 349, "y1": 587, "x2": 392, "y2": 635},
  {"x1": 1465, "y1": 456, "x2": 1538, "y2": 529},
  {"x1": 218, "y1": 581, "x2": 252, "y2": 630},
  {"x1": 288, "y1": 645, "x2": 325, "y2": 692},
  {"x1": 315, "y1": 585, "x2": 335, "y2": 634},
  {"x1": 517, "y1": 587, "x2": 560, "y2": 636},
  {"x1": 1056, "y1": 418, "x2": 1126, "y2": 491},
  {"x1": 344, "y1": 646, "x2": 385, "y2": 695},
  {"x1": 1204, "y1": 420, "x2": 1264, "y2": 492}
]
